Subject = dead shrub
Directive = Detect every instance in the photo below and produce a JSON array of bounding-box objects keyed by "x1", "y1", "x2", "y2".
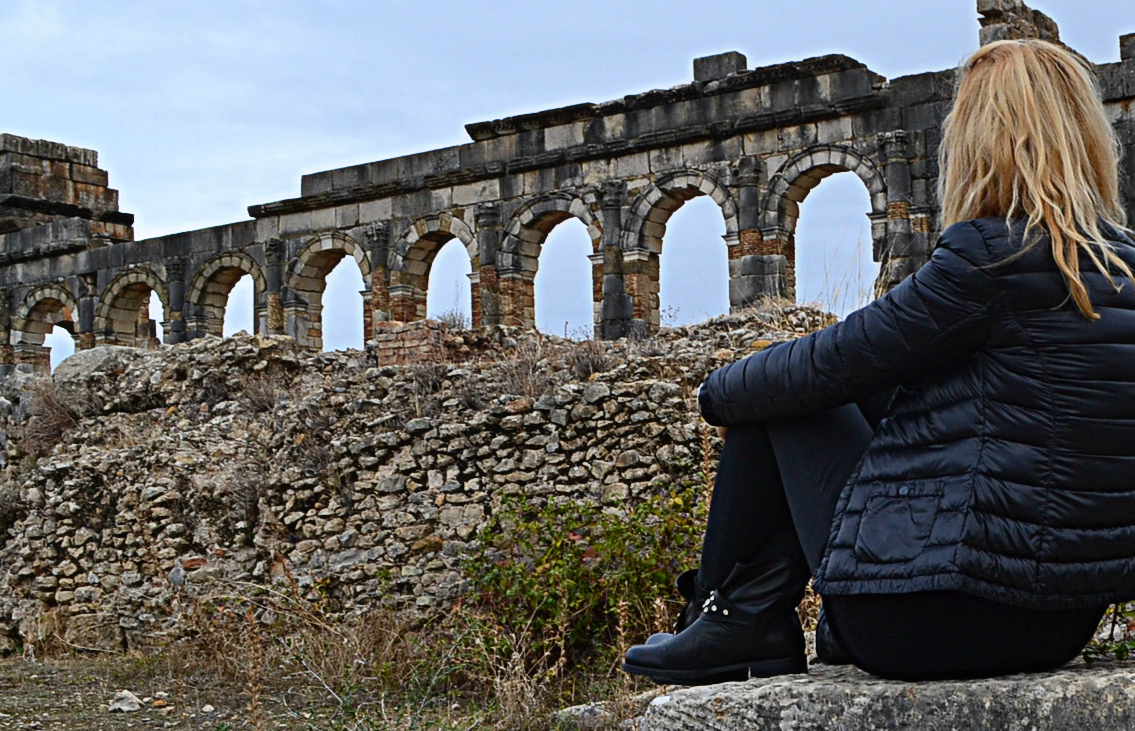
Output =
[
  {"x1": 435, "y1": 308, "x2": 470, "y2": 331},
  {"x1": 499, "y1": 339, "x2": 552, "y2": 398},
  {"x1": 566, "y1": 339, "x2": 612, "y2": 381},
  {"x1": 242, "y1": 372, "x2": 287, "y2": 413},
  {"x1": 21, "y1": 379, "x2": 80, "y2": 457}
]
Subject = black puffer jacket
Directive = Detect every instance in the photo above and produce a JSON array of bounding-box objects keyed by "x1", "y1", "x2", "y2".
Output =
[{"x1": 698, "y1": 217, "x2": 1135, "y2": 610}]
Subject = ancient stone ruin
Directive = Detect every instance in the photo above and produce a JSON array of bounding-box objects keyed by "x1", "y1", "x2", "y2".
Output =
[{"x1": 3, "y1": 2, "x2": 1133, "y2": 374}]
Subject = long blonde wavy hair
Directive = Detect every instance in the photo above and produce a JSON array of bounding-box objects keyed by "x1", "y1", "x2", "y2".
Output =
[{"x1": 939, "y1": 38, "x2": 1133, "y2": 319}]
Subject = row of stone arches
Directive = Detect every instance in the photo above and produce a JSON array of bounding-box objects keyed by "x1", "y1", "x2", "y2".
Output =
[{"x1": 11, "y1": 143, "x2": 902, "y2": 369}]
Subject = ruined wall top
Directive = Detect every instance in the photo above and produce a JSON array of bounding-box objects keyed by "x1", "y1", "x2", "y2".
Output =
[
  {"x1": 0, "y1": 133, "x2": 133, "y2": 242},
  {"x1": 978, "y1": 0, "x2": 1061, "y2": 46}
]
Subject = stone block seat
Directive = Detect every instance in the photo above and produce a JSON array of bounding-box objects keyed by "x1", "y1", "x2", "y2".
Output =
[{"x1": 622, "y1": 659, "x2": 1135, "y2": 730}]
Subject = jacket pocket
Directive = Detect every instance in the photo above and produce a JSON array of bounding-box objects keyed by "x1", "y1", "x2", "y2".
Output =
[{"x1": 852, "y1": 482, "x2": 944, "y2": 564}]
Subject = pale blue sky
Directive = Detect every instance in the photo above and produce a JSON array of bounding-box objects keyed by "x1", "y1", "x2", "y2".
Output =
[{"x1": 2, "y1": 1, "x2": 1128, "y2": 365}]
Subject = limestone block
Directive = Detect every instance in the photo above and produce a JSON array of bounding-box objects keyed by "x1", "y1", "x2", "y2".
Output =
[
  {"x1": 359, "y1": 197, "x2": 393, "y2": 223},
  {"x1": 1123, "y1": 33, "x2": 1135, "y2": 62},
  {"x1": 631, "y1": 661, "x2": 1135, "y2": 731},
  {"x1": 693, "y1": 51, "x2": 747, "y2": 82}
]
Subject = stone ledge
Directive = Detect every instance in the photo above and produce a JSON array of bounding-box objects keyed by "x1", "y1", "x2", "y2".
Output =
[{"x1": 630, "y1": 659, "x2": 1135, "y2": 730}]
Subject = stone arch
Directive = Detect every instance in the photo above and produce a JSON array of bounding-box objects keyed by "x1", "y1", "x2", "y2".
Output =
[
  {"x1": 755, "y1": 144, "x2": 888, "y2": 299},
  {"x1": 759, "y1": 144, "x2": 887, "y2": 250},
  {"x1": 387, "y1": 214, "x2": 477, "y2": 323},
  {"x1": 497, "y1": 194, "x2": 603, "y2": 329},
  {"x1": 11, "y1": 283, "x2": 80, "y2": 372},
  {"x1": 185, "y1": 251, "x2": 267, "y2": 337},
  {"x1": 619, "y1": 170, "x2": 738, "y2": 330},
  {"x1": 94, "y1": 267, "x2": 170, "y2": 348},
  {"x1": 622, "y1": 170, "x2": 739, "y2": 254},
  {"x1": 284, "y1": 231, "x2": 372, "y2": 349}
]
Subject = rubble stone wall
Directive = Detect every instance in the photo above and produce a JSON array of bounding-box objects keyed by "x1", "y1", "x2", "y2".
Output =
[{"x1": 0, "y1": 306, "x2": 832, "y2": 653}]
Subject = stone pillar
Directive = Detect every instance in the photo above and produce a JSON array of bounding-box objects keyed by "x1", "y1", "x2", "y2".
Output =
[
  {"x1": 622, "y1": 249, "x2": 659, "y2": 333},
  {"x1": 166, "y1": 259, "x2": 186, "y2": 344},
  {"x1": 13, "y1": 344, "x2": 49, "y2": 374},
  {"x1": 597, "y1": 181, "x2": 640, "y2": 339},
  {"x1": 878, "y1": 131, "x2": 923, "y2": 291},
  {"x1": 77, "y1": 274, "x2": 97, "y2": 350},
  {"x1": 474, "y1": 203, "x2": 502, "y2": 328},
  {"x1": 362, "y1": 222, "x2": 389, "y2": 340},
  {"x1": 388, "y1": 283, "x2": 422, "y2": 323},
  {"x1": 499, "y1": 272, "x2": 534, "y2": 328},
  {"x1": 729, "y1": 158, "x2": 785, "y2": 307},
  {"x1": 587, "y1": 252, "x2": 605, "y2": 337},
  {"x1": 0, "y1": 289, "x2": 13, "y2": 377},
  {"x1": 265, "y1": 238, "x2": 285, "y2": 335}
]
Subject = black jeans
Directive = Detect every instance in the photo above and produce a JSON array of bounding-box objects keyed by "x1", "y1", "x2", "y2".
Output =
[{"x1": 698, "y1": 397, "x2": 1106, "y2": 680}]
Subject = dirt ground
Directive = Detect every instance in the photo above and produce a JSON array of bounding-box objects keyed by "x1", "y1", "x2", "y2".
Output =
[{"x1": 0, "y1": 656, "x2": 351, "y2": 731}]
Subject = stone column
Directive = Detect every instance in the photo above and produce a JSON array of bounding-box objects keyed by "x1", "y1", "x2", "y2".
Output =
[
  {"x1": 166, "y1": 259, "x2": 186, "y2": 344},
  {"x1": 474, "y1": 203, "x2": 502, "y2": 328},
  {"x1": 76, "y1": 274, "x2": 97, "y2": 350},
  {"x1": 499, "y1": 271, "x2": 535, "y2": 328},
  {"x1": 362, "y1": 222, "x2": 389, "y2": 339},
  {"x1": 621, "y1": 249, "x2": 659, "y2": 334},
  {"x1": 0, "y1": 289, "x2": 13, "y2": 377},
  {"x1": 878, "y1": 131, "x2": 923, "y2": 291},
  {"x1": 729, "y1": 157, "x2": 785, "y2": 307},
  {"x1": 265, "y1": 238, "x2": 285, "y2": 335},
  {"x1": 597, "y1": 181, "x2": 639, "y2": 339}
]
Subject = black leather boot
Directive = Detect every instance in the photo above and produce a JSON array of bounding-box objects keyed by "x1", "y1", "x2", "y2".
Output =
[
  {"x1": 814, "y1": 605, "x2": 851, "y2": 664},
  {"x1": 623, "y1": 557, "x2": 809, "y2": 685},
  {"x1": 644, "y1": 568, "x2": 709, "y2": 646}
]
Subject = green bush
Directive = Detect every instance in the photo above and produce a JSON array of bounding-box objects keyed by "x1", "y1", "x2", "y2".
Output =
[{"x1": 465, "y1": 475, "x2": 709, "y2": 676}]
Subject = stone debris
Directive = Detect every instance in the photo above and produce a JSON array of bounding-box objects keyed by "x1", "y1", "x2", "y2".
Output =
[
  {"x1": 0, "y1": 303, "x2": 832, "y2": 651},
  {"x1": 106, "y1": 689, "x2": 143, "y2": 713}
]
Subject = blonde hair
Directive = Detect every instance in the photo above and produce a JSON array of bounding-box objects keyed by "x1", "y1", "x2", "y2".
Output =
[{"x1": 939, "y1": 39, "x2": 1133, "y2": 319}]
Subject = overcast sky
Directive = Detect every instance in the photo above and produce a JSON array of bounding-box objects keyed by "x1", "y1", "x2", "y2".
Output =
[{"x1": 2, "y1": 1, "x2": 1129, "y2": 365}]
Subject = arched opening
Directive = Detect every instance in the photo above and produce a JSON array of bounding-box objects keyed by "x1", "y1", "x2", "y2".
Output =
[
  {"x1": 425, "y1": 238, "x2": 473, "y2": 329},
  {"x1": 794, "y1": 172, "x2": 877, "y2": 318},
  {"x1": 222, "y1": 274, "x2": 255, "y2": 336},
  {"x1": 45, "y1": 327, "x2": 75, "y2": 371},
  {"x1": 499, "y1": 197, "x2": 602, "y2": 330},
  {"x1": 14, "y1": 292, "x2": 78, "y2": 372},
  {"x1": 321, "y1": 255, "x2": 365, "y2": 351},
  {"x1": 534, "y1": 217, "x2": 594, "y2": 338},
  {"x1": 186, "y1": 253, "x2": 266, "y2": 339},
  {"x1": 658, "y1": 195, "x2": 729, "y2": 327},
  {"x1": 96, "y1": 272, "x2": 169, "y2": 348},
  {"x1": 149, "y1": 291, "x2": 166, "y2": 343}
]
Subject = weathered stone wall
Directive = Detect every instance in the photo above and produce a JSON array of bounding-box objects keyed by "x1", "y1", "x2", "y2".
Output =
[
  {"x1": 0, "y1": 305, "x2": 833, "y2": 653},
  {"x1": 2, "y1": 1, "x2": 1129, "y2": 367}
]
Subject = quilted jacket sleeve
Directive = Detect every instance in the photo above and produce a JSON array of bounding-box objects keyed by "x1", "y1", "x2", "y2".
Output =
[{"x1": 697, "y1": 221, "x2": 999, "y2": 426}]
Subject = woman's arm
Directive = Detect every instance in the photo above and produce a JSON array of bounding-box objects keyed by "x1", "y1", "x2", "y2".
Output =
[{"x1": 697, "y1": 221, "x2": 999, "y2": 426}]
